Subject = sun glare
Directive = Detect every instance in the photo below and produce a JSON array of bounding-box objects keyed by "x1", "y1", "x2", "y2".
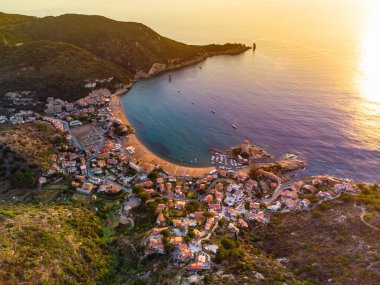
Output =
[{"x1": 357, "y1": 0, "x2": 380, "y2": 113}]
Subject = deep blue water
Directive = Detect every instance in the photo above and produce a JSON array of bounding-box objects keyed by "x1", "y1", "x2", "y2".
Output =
[{"x1": 122, "y1": 41, "x2": 380, "y2": 183}]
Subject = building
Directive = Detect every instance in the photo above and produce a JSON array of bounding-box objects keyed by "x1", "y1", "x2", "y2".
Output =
[
  {"x1": 241, "y1": 139, "x2": 250, "y2": 154},
  {"x1": 77, "y1": 182, "x2": 94, "y2": 195},
  {"x1": 130, "y1": 162, "x2": 142, "y2": 172},
  {"x1": 69, "y1": 120, "x2": 82, "y2": 127},
  {"x1": 156, "y1": 212, "x2": 165, "y2": 225},
  {"x1": 125, "y1": 146, "x2": 135, "y2": 155},
  {"x1": 89, "y1": 177, "x2": 102, "y2": 185}
]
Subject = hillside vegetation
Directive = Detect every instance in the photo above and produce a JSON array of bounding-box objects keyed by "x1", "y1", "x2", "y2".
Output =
[
  {"x1": 0, "y1": 13, "x2": 249, "y2": 102},
  {"x1": 0, "y1": 12, "x2": 34, "y2": 27},
  {"x1": 0, "y1": 40, "x2": 131, "y2": 102},
  {"x1": 0, "y1": 203, "x2": 110, "y2": 285},
  {"x1": 0, "y1": 121, "x2": 64, "y2": 170},
  {"x1": 251, "y1": 196, "x2": 380, "y2": 285}
]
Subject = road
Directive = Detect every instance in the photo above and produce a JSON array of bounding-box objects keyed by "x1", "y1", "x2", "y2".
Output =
[
  {"x1": 199, "y1": 206, "x2": 226, "y2": 243},
  {"x1": 255, "y1": 180, "x2": 294, "y2": 204},
  {"x1": 58, "y1": 117, "x2": 131, "y2": 193},
  {"x1": 56, "y1": 118, "x2": 84, "y2": 150}
]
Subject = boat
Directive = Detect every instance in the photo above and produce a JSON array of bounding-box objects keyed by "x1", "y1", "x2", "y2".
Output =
[
  {"x1": 191, "y1": 101, "x2": 194, "y2": 104},
  {"x1": 284, "y1": 153, "x2": 297, "y2": 159},
  {"x1": 199, "y1": 66, "x2": 202, "y2": 69},
  {"x1": 211, "y1": 110, "x2": 216, "y2": 114},
  {"x1": 231, "y1": 120, "x2": 238, "y2": 129},
  {"x1": 177, "y1": 89, "x2": 181, "y2": 93}
]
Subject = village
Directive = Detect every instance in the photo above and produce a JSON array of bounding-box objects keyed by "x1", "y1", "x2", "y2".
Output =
[{"x1": 0, "y1": 88, "x2": 362, "y2": 272}]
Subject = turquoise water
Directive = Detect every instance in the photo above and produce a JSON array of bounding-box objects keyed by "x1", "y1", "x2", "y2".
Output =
[{"x1": 122, "y1": 40, "x2": 380, "y2": 182}]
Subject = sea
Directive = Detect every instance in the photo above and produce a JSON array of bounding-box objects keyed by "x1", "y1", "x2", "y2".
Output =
[
  {"x1": 120, "y1": 0, "x2": 380, "y2": 183},
  {"x1": 5, "y1": 0, "x2": 379, "y2": 182}
]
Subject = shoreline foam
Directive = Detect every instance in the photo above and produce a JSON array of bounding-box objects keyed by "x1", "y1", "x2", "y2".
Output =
[{"x1": 110, "y1": 95, "x2": 214, "y2": 177}]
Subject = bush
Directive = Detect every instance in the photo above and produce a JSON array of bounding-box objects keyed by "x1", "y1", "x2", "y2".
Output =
[
  {"x1": 221, "y1": 237, "x2": 236, "y2": 250},
  {"x1": 312, "y1": 210, "x2": 322, "y2": 218},
  {"x1": 318, "y1": 203, "x2": 329, "y2": 211},
  {"x1": 187, "y1": 191, "x2": 197, "y2": 199}
]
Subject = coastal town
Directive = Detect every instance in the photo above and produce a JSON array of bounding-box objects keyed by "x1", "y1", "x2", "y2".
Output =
[{"x1": 0, "y1": 87, "x2": 363, "y2": 272}]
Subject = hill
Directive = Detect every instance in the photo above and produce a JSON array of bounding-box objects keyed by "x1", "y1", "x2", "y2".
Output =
[
  {"x1": 0, "y1": 40, "x2": 131, "y2": 102},
  {"x1": 0, "y1": 12, "x2": 34, "y2": 27},
  {"x1": 0, "y1": 13, "x2": 249, "y2": 102},
  {"x1": 0, "y1": 203, "x2": 110, "y2": 284},
  {"x1": 251, "y1": 195, "x2": 380, "y2": 284}
]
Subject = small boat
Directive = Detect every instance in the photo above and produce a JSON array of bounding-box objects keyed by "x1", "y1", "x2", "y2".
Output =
[
  {"x1": 191, "y1": 101, "x2": 194, "y2": 104},
  {"x1": 199, "y1": 66, "x2": 202, "y2": 69},
  {"x1": 177, "y1": 89, "x2": 181, "y2": 93},
  {"x1": 211, "y1": 110, "x2": 216, "y2": 114},
  {"x1": 231, "y1": 120, "x2": 238, "y2": 129},
  {"x1": 284, "y1": 153, "x2": 297, "y2": 159},
  {"x1": 168, "y1": 75, "x2": 172, "y2": 82}
]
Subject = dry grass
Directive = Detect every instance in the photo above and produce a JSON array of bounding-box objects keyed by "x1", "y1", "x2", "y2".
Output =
[{"x1": 0, "y1": 122, "x2": 64, "y2": 170}]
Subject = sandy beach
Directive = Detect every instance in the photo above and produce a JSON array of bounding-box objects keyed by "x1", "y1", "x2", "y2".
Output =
[{"x1": 110, "y1": 95, "x2": 214, "y2": 177}]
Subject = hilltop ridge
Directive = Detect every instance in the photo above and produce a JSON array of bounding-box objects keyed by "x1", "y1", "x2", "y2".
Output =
[{"x1": 0, "y1": 13, "x2": 249, "y2": 102}]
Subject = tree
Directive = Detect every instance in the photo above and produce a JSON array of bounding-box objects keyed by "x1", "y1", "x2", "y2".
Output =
[
  {"x1": 164, "y1": 243, "x2": 174, "y2": 253},
  {"x1": 138, "y1": 192, "x2": 151, "y2": 203},
  {"x1": 132, "y1": 186, "x2": 143, "y2": 194},
  {"x1": 213, "y1": 248, "x2": 227, "y2": 264},
  {"x1": 187, "y1": 191, "x2": 197, "y2": 199},
  {"x1": 147, "y1": 171, "x2": 159, "y2": 180},
  {"x1": 198, "y1": 188, "x2": 206, "y2": 195},
  {"x1": 146, "y1": 201, "x2": 156, "y2": 211},
  {"x1": 184, "y1": 236, "x2": 191, "y2": 243},
  {"x1": 187, "y1": 229, "x2": 195, "y2": 239},
  {"x1": 161, "y1": 229, "x2": 170, "y2": 237},
  {"x1": 11, "y1": 171, "x2": 36, "y2": 188},
  {"x1": 221, "y1": 237, "x2": 236, "y2": 250}
]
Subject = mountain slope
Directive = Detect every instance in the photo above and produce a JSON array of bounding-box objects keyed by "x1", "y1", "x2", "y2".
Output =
[
  {"x1": 0, "y1": 203, "x2": 110, "y2": 284},
  {"x1": 0, "y1": 12, "x2": 34, "y2": 27},
  {"x1": 0, "y1": 40, "x2": 131, "y2": 101},
  {"x1": 0, "y1": 13, "x2": 249, "y2": 102}
]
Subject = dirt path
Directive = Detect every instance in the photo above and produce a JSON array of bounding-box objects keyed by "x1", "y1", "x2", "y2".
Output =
[{"x1": 354, "y1": 202, "x2": 380, "y2": 231}]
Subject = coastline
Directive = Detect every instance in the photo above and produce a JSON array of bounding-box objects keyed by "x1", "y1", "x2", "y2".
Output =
[
  {"x1": 108, "y1": 47, "x2": 251, "y2": 177},
  {"x1": 135, "y1": 45, "x2": 251, "y2": 79},
  {"x1": 110, "y1": 95, "x2": 214, "y2": 177}
]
